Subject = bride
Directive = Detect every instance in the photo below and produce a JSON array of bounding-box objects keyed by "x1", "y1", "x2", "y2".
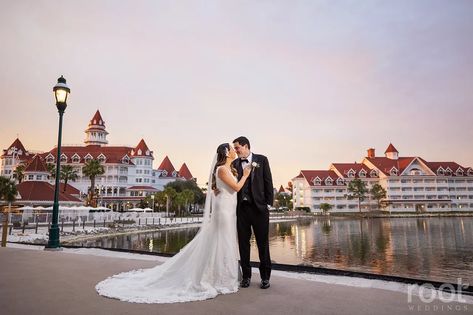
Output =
[{"x1": 95, "y1": 143, "x2": 252, "y2": 303}]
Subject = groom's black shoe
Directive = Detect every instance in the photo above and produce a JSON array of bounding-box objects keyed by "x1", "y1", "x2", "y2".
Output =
[
  {"x1": 240, "y1": 278, "x2": 251, "y2": 288},
  {"x1": 260, "y1": 280, "x2": 270, "y2": 289}
]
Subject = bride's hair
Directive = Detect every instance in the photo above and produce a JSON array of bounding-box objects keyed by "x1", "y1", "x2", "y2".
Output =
[{"x1": 211, "y1": 143, "x2": 237, "y2": 190}]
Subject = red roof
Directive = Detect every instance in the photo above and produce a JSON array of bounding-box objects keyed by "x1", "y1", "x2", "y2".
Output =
[
  {"x1": 132, "y1": 139, "x2": 153, "y2": 157},
  {"x1": 17, "y1": 181, "x2": 81, "y2": 202},
  {"x1": 158, "y1": 156, "x2": 176, "y2": 176},
  {"x1": 89, "y1": 110, "x2": 105, "y2": 127},
  {"x1": 2, "y1": 138, "x2": 29, "y2": 158},
  {"x1": 295, "y1": 170, "x2": 344, "y2": 186},
  {"x1": 42, "y1": 145, "x2": 134, "y2": 165},
  {"x1": 178, "y1": 163, "x2": 193, "y2": 180},
  {"x1": 419, "y1": 159, "x2": 469, "y2": 175},
  {"x1": 127, "y1": 186, "x2": 158, "y2": 191},
  {"x1": 278, "y1": 185, "x2": 286, "y2": 193},
  {"x1": 59, "y1": 183, "x2": 81, "y2": 195},
  {"x1": 385, "y1": 143, "x2": 399, "y2": 153},
  {"x1": 330, "y1": 163, "x2": 376, "y2": 178},
  {"x1": 365, "y1": 157, "x2": 416, "y2": 175},
  {"x1": 24, "y1": 155, "x2": 48, "y2": 173}
]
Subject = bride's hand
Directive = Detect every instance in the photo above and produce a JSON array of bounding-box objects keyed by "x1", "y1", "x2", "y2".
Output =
[{"x1": 243, "y1": 165, "x2": 252, "y2": 177}]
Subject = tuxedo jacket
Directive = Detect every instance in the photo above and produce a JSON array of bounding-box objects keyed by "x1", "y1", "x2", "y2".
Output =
[{"x1": 232, "y1": 153, "x2": 274, "y2": 213}]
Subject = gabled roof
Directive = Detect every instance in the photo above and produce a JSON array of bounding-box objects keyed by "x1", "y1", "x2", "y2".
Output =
[
  {"x1": 42, "y1": 145, "x2": 135, "y2": 165},
  {"x1": 295, "y1": 170, "x2": 343, "y2": 186},
  {"x1": 385, "y1": 143, "x2": 399, "y2": 153},
  {"x1": 16, "y1": 181, "x2": 81, "y2": 202},
  {"x1": 158, "y1": 156, "x2": 176, "y2": 175},
  {"x1": 89, "y1": 110, "x2": 105, "y2": 127},
  {"x1": 365, "y1": 157, "x2": 416, "y2": 175},
  {"x1": 2, "y1": 138, "x2": 28, "y2": 158},
  {"x1": 178, "y1": 163, "x2": 193, "y2": 180},
  {"x1": 24, "y1": 155, "x2": 48, "y2": 173},
  {"x1": 420, "y1": 159, "x2": 468, "y2": 176},
  {"x1": 132, "y1": 139, "x2": 153, "y2": 157},
  {"x1": 278, "y1": 185, "x2": 286, "y2": 193},
  {"x1": 331, "y1": 163, "x2": 375, "y2": 178}
]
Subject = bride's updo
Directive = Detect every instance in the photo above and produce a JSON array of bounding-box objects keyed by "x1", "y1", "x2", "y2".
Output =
[{"x1": 211, "y1": 143, "x2": 237, "y2": 190}]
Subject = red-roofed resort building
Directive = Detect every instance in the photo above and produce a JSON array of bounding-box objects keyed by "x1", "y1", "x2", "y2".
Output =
[
  {"x1": 1, "y1": 111, "x2": 195, "y2": 210},
  {"x1": 292, "y1": 144, "x2": 473, "y2": 213}
]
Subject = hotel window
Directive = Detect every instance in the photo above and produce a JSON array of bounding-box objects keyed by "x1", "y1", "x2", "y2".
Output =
[
  {"x1": 359, "y1": 170, "x2": 366, "y2": 178},
  {"x1": 46, "y1": 156, "x2": 55, "y2": 163},
  {"x1": 72, "y1": 155, "x2": 80, "y2": 163},
  {"x1": 445, "y1": 169, "x2": 452, "y2": 176},
  {"x1": 347, "y1": 170, "x2": 355, "y2": 178},
  {"x1": 390, "y1": 168, "x2": 398, "y2": 176},
  {"x1": 98, "y1": 154, "x2": 106, "y2": 163},
  {"x1": 36, "y1": 175, "x2": 42, "y2": 180},
  {"x1": 162, "y1": 170, "x2": 168, "y2": 177},
  {"x1": 28, "y1": 175, "x2": 34, "y2": 180},
  {"x1": 437, "y1": 168, "x2": 444, "y2": 175},
  {"x1": 325, "y1": 178, "x2": 333, "y2": 186},
  {"x1": 370, "y1": 170, "x2": 378, "y2": 177},
  {"x1": 60, "y1": 155, "x2": 67, "y2": 163},
  {"x1": 410, "y1": 169, "x2": 422, "y2": 176},
  {"x1": 456, "y1": 169, "x2": 464, "y2": 176}
]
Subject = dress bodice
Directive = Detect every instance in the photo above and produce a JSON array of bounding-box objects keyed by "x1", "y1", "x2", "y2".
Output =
[{"x1": 215, "y1": 166, "x2": 237, "y2": 196}]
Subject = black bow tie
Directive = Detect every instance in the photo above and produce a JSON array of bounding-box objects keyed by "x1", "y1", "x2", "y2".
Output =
[{"x1": 240, "y1": 159, "x2": 249, "y2": 163}]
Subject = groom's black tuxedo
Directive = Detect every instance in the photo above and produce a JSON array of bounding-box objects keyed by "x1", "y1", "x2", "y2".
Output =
[{"x1": 232, "y1": 153, "x2": 274, "y2": 281}]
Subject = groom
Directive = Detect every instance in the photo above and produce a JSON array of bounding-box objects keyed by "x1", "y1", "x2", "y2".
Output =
[{"x1": 232, "y1": 136, "x2": 274, "y2": 289}]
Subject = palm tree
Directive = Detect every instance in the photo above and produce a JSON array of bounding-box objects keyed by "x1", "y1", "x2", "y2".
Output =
[
  {"x1": 370, "y1": 183, "x2": 387, "y2": 211},
  {"x1": 46, "y1": 163, "x2": 56, "y2": 179},
  {"x1": 320, "y1": 203, "x2": 333, "y2": 215},
  {"x1": 82, "y1": 159, "x2": 105, "y2": 207},
  {"x1": 12, "y1": 164, "x2": 25, "y2": 184},
  {"x1": 181, "y1": 189, "x2": 195, "y2": 214},
  {"x1": 60, "y1": 165, "x2": 79, "y2": 193},
  {"x1": 163, "y1": 187, "x2": 177, "y2": 216},
  {"x1": 347, "y1": 178, "x2": 368, "y2": 213},
  {"x1": 1, "y1": 177, "x2": 17, "y2": 247}
]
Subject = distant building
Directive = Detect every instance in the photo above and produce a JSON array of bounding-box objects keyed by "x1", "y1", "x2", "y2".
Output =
[
  {"x1": 0, "y1": 110, "x2": 195, "y2": 210},
  {"x1": 292, "y1": 144, "x2": 473, "y2": 213}
]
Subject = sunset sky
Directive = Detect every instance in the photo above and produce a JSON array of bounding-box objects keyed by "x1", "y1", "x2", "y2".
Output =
[{"x1": 1, "y1": 0, "x2": 473, "y2": 187}]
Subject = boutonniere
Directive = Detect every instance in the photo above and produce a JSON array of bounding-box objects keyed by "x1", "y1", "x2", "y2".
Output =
[{"x1": 251, "y1": 162, "x2": 260, "y2": 169}]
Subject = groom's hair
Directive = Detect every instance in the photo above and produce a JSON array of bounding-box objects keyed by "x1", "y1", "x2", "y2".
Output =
[{"x1": 233, "y1": 136, "x2": 251, "y2": 149}]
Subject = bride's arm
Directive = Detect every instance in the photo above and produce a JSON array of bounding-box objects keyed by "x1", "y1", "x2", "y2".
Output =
[{"x1": 217, "y1": 166, "x2": 251, "y2": 192}]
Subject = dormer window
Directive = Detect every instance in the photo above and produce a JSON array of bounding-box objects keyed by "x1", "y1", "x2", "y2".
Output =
[
  {"x1": 60, "y1": 154, "x2": 67, "y2": 163},
  {"x1": 97, "y1": 154, "x2": 106, "y2": 163},
  {"x1": 325, "y1": 177, "x2": 333, "y2": 186},
  {"x1": 72, "y1": 154, "x2": 80, "y2": 163},
  {"x1": 146, "y1": 150, "x2": 150, "y2": 156},
  {"x1": 172, "y1": 171, "x2": 177, "y2": 177},
  {"x1": 437, "y1": 168, "x2": 445, "y2": 176},
  {"x1": 390, "y1": 167, "x2": 398, "y2": 176},
  {"x1": 162, "y1": 170, "x2": 168, "y2": 177},
  {"x1": 138, "y1": 149, "x2": 142, "y2": 155},
  {"x1": 84, "y1": 154, "x2": 93, "y2": 163},
  {"x1": 359, "y1": 170, "x2": 366, "y2": 178},
  {"x1": 445, "y1": 168, "x2": 452, "y2": 176},
  {"x1": 122, "y1": 155, "x2": 130, "y2": 164},
  {"x1": 456, "y1": 168, "x2": 464, "y2": 176},
  {"x1": 410, "y1": 168, "x2": 422, "y2": 176},
  {"x1": 467, "y1": 169, "x2": 473, "y2": 176},
  {"x1": 370, "y1": 170, "x2": 378, "y2": 177},
  {"x1": 46, "y1": 154, "x2": 55, "y2": 163},
  {"x1": 347, "y1": 169, "x2": 355, "y2": 178},
  {"x1": 313, "y1": 177, "x2": 321, "y2": 186},
  {"x1": 131, "y1": 150, "x2": 135, "y2": 156}
]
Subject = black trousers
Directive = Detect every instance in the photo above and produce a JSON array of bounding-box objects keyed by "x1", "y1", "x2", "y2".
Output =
[{"x1": 237, "y1": 201, "x2": 271, "y2": 281}]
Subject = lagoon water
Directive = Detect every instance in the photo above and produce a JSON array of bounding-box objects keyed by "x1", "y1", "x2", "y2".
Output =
[{"x1": 73, "y1": 216, "x2": 473, "y2": 284}]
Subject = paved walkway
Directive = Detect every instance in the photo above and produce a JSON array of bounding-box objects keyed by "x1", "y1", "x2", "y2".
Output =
[{"x1": 0, "y1": 246, "x2": 470, "y2": 315}]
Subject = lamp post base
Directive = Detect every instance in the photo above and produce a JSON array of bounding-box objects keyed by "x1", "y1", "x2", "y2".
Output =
[{"x1": 45, "y1": 226, "x2": 62, "y2": 250}]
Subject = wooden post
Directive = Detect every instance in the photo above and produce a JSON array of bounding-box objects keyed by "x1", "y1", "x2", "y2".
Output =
[
  {"x1": 72, "y1": 219, "x2": 75, "y2": 232},
  {"x1": 83, "y1": 219, "x2": 85, "y2": 230},
  {"x1": 93, "y1": 220, "x2": 96, "y2": 228},
  {"x1": 1, "y1": 205, "x2": 10, "y2": 247},
  {"x1": 61, "y1": 218, "x2": 64, "y2": 232},
  {"x1": 35, "y1": 219, "x2": 39, "y2": 234}
]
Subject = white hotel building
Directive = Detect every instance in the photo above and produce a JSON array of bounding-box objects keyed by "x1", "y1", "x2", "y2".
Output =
[
  {"x1": 292, "y1": 144, "x2": 473, "y2": 213},
  {"x1": 0, "y1": 111, "x2": 195, "y2": 210}
]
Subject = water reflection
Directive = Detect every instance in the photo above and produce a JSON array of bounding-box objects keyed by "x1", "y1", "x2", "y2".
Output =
[{"x1": 75, "y1": 217, "x2": 473, "y2": 283}]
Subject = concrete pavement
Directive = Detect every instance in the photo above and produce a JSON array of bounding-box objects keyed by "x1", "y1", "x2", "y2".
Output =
[{"x1": 0, "y1": 246, "x2": 470, "y2": 315}]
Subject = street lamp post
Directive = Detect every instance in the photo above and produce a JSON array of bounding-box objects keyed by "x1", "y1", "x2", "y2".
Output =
[
  {"x1": 45, "y1": 75, "x2": 70, "y2": 250},
  {"x1": 151, "y1": 194, "x2": 155, "y2": 212}
]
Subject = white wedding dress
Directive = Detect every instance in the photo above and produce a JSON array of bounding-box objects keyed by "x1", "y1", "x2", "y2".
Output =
[{"x1": 95, "y1": 165, "x2": 240, "y2": 303}]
